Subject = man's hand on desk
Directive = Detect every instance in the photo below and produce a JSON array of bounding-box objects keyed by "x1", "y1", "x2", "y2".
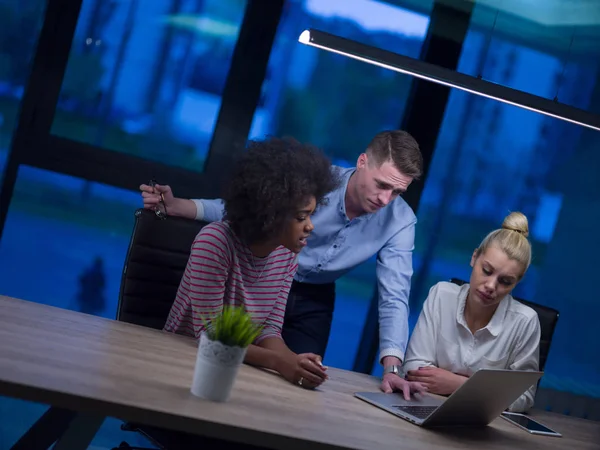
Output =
[
  {"x1": 275, "y1": 352, "x2": 329, "y2": 390},
  {"x1": 380, "y1": 356, "x2": 427, "y2": 400},
  {"x1": 406, "y1": 366, "x2": 467, "y2": 396},
  {"x1": 380, "y1": 374, "x2": 427, "y2": 400}
]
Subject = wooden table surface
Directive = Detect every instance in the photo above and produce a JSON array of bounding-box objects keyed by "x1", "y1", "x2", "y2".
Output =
[{"x1": 0, "y1": 295, "x2": 598, "y2": 450}]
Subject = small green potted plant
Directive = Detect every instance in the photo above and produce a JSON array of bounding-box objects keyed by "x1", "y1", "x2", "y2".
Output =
[{"x1": 191, "y1": 306, "x2": 262, "y2": 402}]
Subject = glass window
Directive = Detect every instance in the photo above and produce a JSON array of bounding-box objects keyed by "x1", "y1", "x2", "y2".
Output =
[
  {"x1": 250, "y1": 0, "x2": 430, "y2": 167},
  {"x1": 0, "y1": 165, "x2": 160, "y2": 448},
  {"x1": 51, "y1": 0, "x2": 246, "y2": 172},
  {"x1": 0, "y1": 0, "x2": 47, "y2": 183},
  {"x1": 397, "y1": 20, "x2": 600, "y2": 401},
  {"x1": 249, "y1": 0, "x2": 430, "y2": 370},
  {"x1": 0, "y1": 166, "x2": 140, "y2": 319},
  {"x1": 463, "y1": 3, "x2": 598, "y2": 109}
]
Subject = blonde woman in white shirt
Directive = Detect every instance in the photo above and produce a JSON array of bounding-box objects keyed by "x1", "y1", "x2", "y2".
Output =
[{"x1": 403, "y1": 212, "x2": 541, "y2": 412}]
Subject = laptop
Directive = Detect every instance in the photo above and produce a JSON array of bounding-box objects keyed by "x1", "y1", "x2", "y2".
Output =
[{"x1": 355, "y1": 368, "x2": 542, "y2": 427}]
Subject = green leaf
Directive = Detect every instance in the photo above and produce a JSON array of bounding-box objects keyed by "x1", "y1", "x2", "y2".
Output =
[{"x1": 196, "y1": 305, "x2": 262, "y2": 348}]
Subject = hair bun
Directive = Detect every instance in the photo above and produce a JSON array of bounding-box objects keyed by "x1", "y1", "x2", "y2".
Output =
[{"x1": 502, "y1": 211, "x2": 529, "y2": 238}]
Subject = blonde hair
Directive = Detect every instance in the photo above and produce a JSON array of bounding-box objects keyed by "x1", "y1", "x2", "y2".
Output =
[{"x1": 476, "y1": 212, "x2": 532, "y2": 275}]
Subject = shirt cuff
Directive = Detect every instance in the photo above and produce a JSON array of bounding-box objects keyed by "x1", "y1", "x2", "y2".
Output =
[
  {"x1": 254, "y1": 331, "x2": 282, "y2": 345},
  {"x1": 507, "y1": 398, "x2": 526, "y2": 413},
  {"x1": 379, "y1": 348, "x2": 405, "y2": 365},
  {"x1": 191, "y1": 199, "x2": 204, "y2": 221}
]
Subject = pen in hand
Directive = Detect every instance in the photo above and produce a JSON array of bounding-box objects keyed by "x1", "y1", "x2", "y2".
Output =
[{"x1": 149, "y1": 179, "x2": 168, "y2": 219}]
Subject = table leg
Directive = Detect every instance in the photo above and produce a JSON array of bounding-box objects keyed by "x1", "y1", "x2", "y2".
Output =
[
  {"x1": 52, "y1": 413, "x2": 105, "y2": 450},
  {"x1": 11, "y1": 407, "x2": 76, "y2": 450}
]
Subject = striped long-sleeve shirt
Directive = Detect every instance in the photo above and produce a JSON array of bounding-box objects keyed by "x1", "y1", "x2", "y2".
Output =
[{"x1": 164, "y1": 221, "x2": 298, "y2": 343}]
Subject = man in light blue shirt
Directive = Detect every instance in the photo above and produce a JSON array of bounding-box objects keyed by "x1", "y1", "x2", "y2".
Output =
[{"x1": 140, "y1": 130, "x2": 425, "y2": 398}]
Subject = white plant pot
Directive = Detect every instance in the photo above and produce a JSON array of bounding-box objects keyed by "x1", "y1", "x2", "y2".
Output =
[{"x1": 190, "y1": 332, "x2": 247, "y2": 402}]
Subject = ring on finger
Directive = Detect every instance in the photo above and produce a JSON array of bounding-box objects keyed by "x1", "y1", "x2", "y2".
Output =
[{"x1": 298, "y1": 377, "x2": 304, "y2": 387}]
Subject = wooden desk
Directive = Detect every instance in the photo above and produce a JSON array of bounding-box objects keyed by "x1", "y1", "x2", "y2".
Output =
[{"x1": 0, "y1": 295, "x2": 598, "y2": 450}]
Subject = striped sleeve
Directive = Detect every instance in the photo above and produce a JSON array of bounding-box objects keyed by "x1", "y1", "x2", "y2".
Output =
[
  {"x1": 255, "y1": 254, "x2": 299, "y2": 343},
  {"x1": 164, "y1": 223, "x2": 232, "y2": 338}
]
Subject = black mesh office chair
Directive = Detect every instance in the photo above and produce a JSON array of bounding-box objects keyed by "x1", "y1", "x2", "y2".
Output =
[
  {"x1": 113, "y1": 208, "x2": 207, "y2": 450},
  {"x1": 449, "y1": 278, "x2": 559, "y2": 372}
]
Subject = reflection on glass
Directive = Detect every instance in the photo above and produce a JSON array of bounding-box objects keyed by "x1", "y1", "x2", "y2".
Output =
[
  {"x1": 465, "y1": 4, "x2": 598, "y2": 109},
  {"x1": 405, "y1": 22, "x2": 600, "y2": 398},
  {"x1": 0, "y1": 0, "x2": 46, "y2": 184},
  {"x1": 249, "y1": 0, "x2": 430, "y2": 370},
  {"x1": 251, "y1": 0, "x2": 428, "y2": 168},
  {"x1": 51, "y1": 0, "x2": 246, "y2": 172},
  {"x1": 0, "y1": 165, "x2": 140, "y2": 319}
]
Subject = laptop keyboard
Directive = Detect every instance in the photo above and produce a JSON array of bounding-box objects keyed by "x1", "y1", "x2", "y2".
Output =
[{"x1": 393, "y1": 405, "x2": 437, "y2": 419}]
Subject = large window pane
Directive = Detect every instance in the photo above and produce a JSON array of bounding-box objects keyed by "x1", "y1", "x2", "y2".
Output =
[
  {"x1": 470, "y1": 11, "x2": 597, "y2": 109},
  {"x1": 403, "y1": 19, "x2": 600, "y2": 402},
  {"x1": 51, "y1": 0, "x2": 246, "y2": 172},
  {"x1": 429, "y1": 1, "x2": 600, "y2": 109},
  {"x1": 0, "y1": 165, "x2": 158, "y2": 447},
  {"x1": 0, "y1": 166, "x2": 139, "y2": 319},
  {"x1": 0, "y1": 0, "x2": 46, "y2": 183},
  {"x1": 249, "y1": 0, "x2": 430, "y2": 370},
  {"x1": 250, "y1": 0, "x2": 429, "y2": 164}
]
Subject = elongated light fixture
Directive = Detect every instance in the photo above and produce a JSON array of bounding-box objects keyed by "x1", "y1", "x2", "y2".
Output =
[{"x1": 298, "y1": 29, "x2": 600, "y2": 132}]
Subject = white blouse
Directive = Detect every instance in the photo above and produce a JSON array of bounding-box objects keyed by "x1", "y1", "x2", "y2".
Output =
[{"x1": 403, "y1": 281, "x2": 541, "y2": 412}]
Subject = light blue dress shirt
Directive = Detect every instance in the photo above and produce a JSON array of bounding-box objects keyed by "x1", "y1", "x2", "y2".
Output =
[{"x1": 192, "y1": 166, "x2": 416, "y2": 363}]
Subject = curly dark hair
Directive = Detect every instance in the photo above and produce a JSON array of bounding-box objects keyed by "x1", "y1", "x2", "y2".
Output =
[{"x1": 223, "y1": 137, "x2": 340, "y2": 244}]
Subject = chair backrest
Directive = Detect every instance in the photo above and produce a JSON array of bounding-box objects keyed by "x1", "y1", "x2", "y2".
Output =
[
  {"x1": 117, "y1": 209, "x2": 207, "y2": 330},
  {"x1": 449, "y1": 278, "x2": 559, "y2": 372}
]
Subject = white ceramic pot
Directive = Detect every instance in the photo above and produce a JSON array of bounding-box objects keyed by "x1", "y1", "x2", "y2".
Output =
[{"x1": 190, "y1": 332, "x2": 247, "y2": 402}]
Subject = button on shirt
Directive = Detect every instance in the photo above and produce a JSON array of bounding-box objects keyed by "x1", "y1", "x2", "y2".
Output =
[
  {"x1": 192, "y1": 166, "x2": 417, "y2": 362},
  {"x1": 403, "y1": 281, "x2": 541, "y2": 412}
]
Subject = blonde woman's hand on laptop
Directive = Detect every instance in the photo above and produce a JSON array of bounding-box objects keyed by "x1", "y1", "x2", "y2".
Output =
[
  {"x1": 406, "y1": 366, "x2": 468, "y2": 396},
  {"x1": 380, "y1": 373, "x2": 427, "y2": 400}
]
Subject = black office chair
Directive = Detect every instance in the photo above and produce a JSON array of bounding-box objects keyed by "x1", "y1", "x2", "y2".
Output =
[
  {"x1": 449, "y1": 278, "x2": 559, "y2": 372},
  {"x1": 117, "y1": 208, "x2": 207, "y2": 329},
  {"x1": 113, "y1": 208, "x2": 207, "y2": 450}
]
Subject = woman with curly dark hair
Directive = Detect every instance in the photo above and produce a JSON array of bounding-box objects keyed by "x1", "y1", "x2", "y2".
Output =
[{"x1": 163, "y1": 137, "x2": 339, "y2": 389}]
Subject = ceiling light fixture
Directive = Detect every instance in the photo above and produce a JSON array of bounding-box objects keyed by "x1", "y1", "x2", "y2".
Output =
[{"x1": 298, "y1": 29, "x2": 600, "y2": 132}]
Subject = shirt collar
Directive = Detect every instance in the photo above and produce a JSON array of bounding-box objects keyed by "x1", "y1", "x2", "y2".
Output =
[
  {"x1": 337, "y1": 168, "x2": 355, "y2": 221},
  {"x1": 456, "y1": 283, "x2": 510, "y2": 337}
]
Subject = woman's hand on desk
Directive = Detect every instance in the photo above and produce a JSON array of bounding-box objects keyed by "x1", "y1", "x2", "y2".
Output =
[
  {"x1": 406, "y1": 367, "x2": 467, "y2": 396},
  {"x1": 275, "y1": 352, "x2": 329, "y2": 389}
]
